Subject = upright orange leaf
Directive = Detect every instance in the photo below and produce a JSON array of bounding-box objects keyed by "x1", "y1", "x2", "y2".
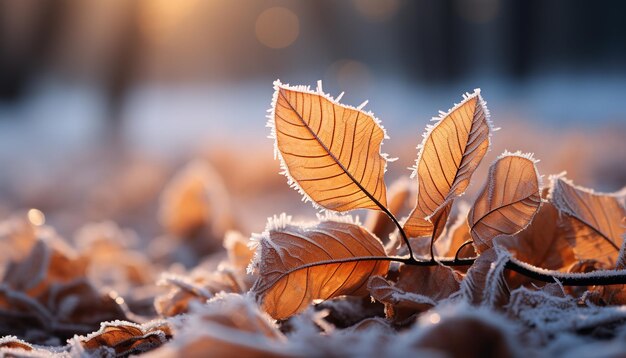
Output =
[
  {"x1": 469, "y1": 152, "x2": 542, "y2": 253},
  {"x1": 269, "y1": 80, "x2": 389, "y2": 212},
  {"x1": 249, "y1": 214, "x2": 389, "y2": 319},
  {"x1": 550, "y1": 174, "x2": 626, "y2": 267},
  {"x1": 404, "y1": 89, "x2": 492, "y2": 239}
]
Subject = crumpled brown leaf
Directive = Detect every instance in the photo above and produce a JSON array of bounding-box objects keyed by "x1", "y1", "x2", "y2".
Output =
[
  {"x1": 0, "y1": 238, "x2": 127, "y2": 342},
  {"x1": 155, "y1": 231, "x2": 255, "y2": 317},
  {"x1": 368, "y1": 276, "x2": 435, "y2": 324},
  {"x1": 250, "y1": 214, "x2": 389, "y2": 319},
  {"x1": 149, "y1": 293, "x2": 291, "y2": 358},
  {"x1": 404, "y1": 89, "x2": 491, "y2": 240},
  {"x1": 0, "y1": 336, "x2": 33, "y2": 351},
  {"x1": 269, "y1": 80, "x2": 389, "y2": 212},
  {"x1": 77, "y1": 320, "x2": 172, "y2": 357}
]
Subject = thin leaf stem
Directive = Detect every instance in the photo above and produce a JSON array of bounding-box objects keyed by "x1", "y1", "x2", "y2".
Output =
[
  {"x1": 288, "y1": 255, "x2": 626, "y2": 287},
  {"x1": 380, "y1": 208, "x2": 417, "y2": 262},
  {"x1": 454, "y1": 240, "x2": 474, "y2": 262}
]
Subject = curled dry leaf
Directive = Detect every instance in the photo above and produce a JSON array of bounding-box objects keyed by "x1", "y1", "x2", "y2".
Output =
[
  {"x1": 159, "y1": 160, "x2": 233, "y2": 241},
  {"x1": 223, "y1": 230, "x2": 255, "y2": 275},
  {"x1": 249, "y1": 214, "x2": 389, "y2": 319},
  {"x1": 269, "y1": 80, "x2": 388, "y2": 212},
  {"x1": 314, "y1": 296, "x2": 385, "y2": 329},
  {"x1": 155, "y1": 270, "x2": 242, "y2": 317},
  {"x1": 395, "y1": 264, "x2": 461, "y2": 301},
  {"x1": 0, "y1": 214, "x2": 43, "y2": 278},
  {"x1": 469, "y1": 152, "x2": 542, "y2": 254},
  {"x1": 368, "y1": 276, "x2": 435, "y2": 324},
  {"x1": 78, "y1": 320, "x2": 172, "y2": 356},
  {"x1": 550, "y1": 175, "x2": 626, "y2": 267},
  {"x1": 0, "y1": 239, "x2": 127, "y2": 341},
  {"x1": 369, "y1": 264, "x2": 461, "y2": 324},
  {"x1": 365, "y1": 176, "x2": 414, "y2": 243},
  {"x1": 151, "y1": 294, "x2": 290, "y2": 358},
  {"x1": 461, "y1": 248, "x2": 511, "y2": 307},
  {"x1": 494, "y1": 202, "x2": 577, "y2": 290},
  {"x1": 0, "y1": 336, "x2": 32, "y2": 351},
  {"x1": 404, "y1": 89, "x2": 491, "y2": 239}
]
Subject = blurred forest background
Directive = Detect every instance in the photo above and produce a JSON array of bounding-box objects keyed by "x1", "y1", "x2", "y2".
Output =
[{"x1": 1, "y1": 0, "x2": 625, "y2": 239}]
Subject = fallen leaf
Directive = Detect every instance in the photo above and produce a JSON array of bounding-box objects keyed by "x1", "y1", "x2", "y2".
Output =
[
  {"x1": 159, "y1": 160, "x2": 233, "y2": 241},
  {"x1": 469, "y1": 152, "x2": 542, "y2": 253},
  {"x1": 368, "y1": 275, "x2": 435, "y2": 324},
  {"x1": 460, "y1": 248, "x2": 510, "y2": 307},
  {"x1": 250, "y1": 214, "x2": 389, "y2": 319},
  {"x1": 223, "y1": 230, "x2": 255, "y2": 274},
  {"x1": 269, "y1": 80, "x2": 388, "y2": 212},
  {"x1": 78, "y1": 320, "x2": 172, "y2": 356},
  {"x1": 494, "y1": 202, "x2": 577, "y2": 290},
  {"x1": 550, "y1": 174, "x2": 626, "y2": 267},
  {"x1": 404, "y1": 89, "x2": 491, "y2": 239},
  {"x1": 0, "y1": 336, "x2": 32, "y2": 351},
  {"x1": 151, "y1": 294, "x2": 291, "y2": 358}
]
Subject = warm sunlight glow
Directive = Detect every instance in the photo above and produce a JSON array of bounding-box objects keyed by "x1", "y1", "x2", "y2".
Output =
[
  {"x1": 27, "y1": 208, "x2": 45, "y2": 226},
  {"x1": 255, "y1": 7, "x2": 299, "y2": 49}
]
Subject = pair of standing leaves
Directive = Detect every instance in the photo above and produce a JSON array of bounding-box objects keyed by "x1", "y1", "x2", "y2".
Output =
[{"x1": 250, "y1": 80, "x2": 625, "y2": 320}]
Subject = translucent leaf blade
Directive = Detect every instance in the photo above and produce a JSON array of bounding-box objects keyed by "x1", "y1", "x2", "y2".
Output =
[
  {"x1": 269, "y1": 81, "x2": 388, "y2": 212},
  {"x1": 404, "y1": 90, "x2": 491, "y2": 239},
  {"x1": 249, "y1": 215, "x2": 389, "y2": 319},
  {"x1": 469, "y1": 152, "x2": 542, "y2": 253},
  {"x1": 550, "y1": 175, "x2": 626, "y2": 267}
]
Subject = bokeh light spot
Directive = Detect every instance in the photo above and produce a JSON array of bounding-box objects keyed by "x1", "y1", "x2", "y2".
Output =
[
  {"x1": 27, "y1": 208, "x2": 45, "y2": 226},
  {"x1": 255, "y1": 7, "x2": 300, "y2": 49}
]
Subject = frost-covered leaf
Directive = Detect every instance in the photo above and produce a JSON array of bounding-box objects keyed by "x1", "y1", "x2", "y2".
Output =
[
  {"x1": 365, "y1": 177, "x2": 414, "y2": 243},
  {"x1": 395, "y1": 264, "x2": 461, "y2": 301},
  {"x1": 369, "y1": 265, "x2": 460, "y2": 324},
  {"x1": 550, "y1": 175, "x2": 626, "y2": 267},
  {"x1": 77, "y1": 320, "x2": 171, "y2": 357},
  {"x1": 0, "y1": 336, "x2": 33, "y2": 351},
  {"x1": 491, "y1": 203, "x2": 576, "y2": 293},
  {"x1": 368, "y1": 275, "x2": 435, "y2": 324},
  {"x1": 494, "y1": 202, "x2": 576, "y2": 291},
  {"x1": 403, "y1": 89, "x2": 492, "y2": 239},
  {"x1": 0, "y1": 239, "x2": 127, "y2": 342},
  {"x1": 223, "y1": 231, "x2": 255, "y2": 274},
  {"x1": 461, "y1": 248, "x2": 511, "y2": 307},
  {"x1": 154, "y1": 293, "x2": 292, "y2": 357},
  {"x1": 155, "y1": 269, "x2": 242, "y2": 317},
  {"x1": 268, "y1": 80, "x2": 389, "y2": 212},
  {"x1": 249, "y1": 214, "x2": 389, "y2": 319},
  {"x1": 314, "y1": 296, "x2": 384, "y2": 329},
  {"x1": 469, "y1": 152, "x2": 542, "y2": 253}
]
